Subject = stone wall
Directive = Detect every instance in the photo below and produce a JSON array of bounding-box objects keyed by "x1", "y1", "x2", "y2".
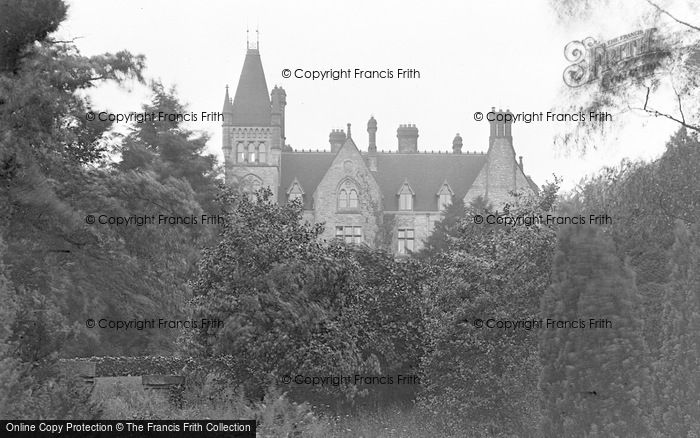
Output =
[{"x1": 312, "y1": 144, "x2": 383, "y2": 246}]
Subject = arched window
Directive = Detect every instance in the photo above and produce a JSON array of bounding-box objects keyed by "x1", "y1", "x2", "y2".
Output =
[
  {"x1": 338, "y1": 189, "x2": 348, "y2": 209},
  {"x1": 337, "y1": 179, "x2": 359, "y2": 210},
  {"x1": 242, "y1": 174, "x2": 262, "y2": 202},
  {"x1": 247, "y1": 143, "x2": 256, "y2": 163},
  {"x1": 237, "y1": 143, "x2": 245, "y2": 162},
  {"x1": 258, "y1": 142, "x2": 267, "y2": 163},
  {"x1": 348, "y1": 189, "x2": 358, "y2": 208}
]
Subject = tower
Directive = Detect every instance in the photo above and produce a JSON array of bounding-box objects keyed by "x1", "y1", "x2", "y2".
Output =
[
  {"x1": 464, "y1": 107, "x2": 532, "y2": 208},
  {"x1": 223, "y1": 38, "x2": 284, "y2": 200}
]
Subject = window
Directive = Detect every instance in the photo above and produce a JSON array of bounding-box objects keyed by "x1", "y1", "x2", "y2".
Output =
[
  {"x1": 242, "y1": 175, "x2": 262, "y2": 202},
  {"x1": 335, "y1": 226, "x2": 363, "y2": 244},
  {"x1": 338, "y1": 180, "x2": 359, "y2": 210},
  {"x1": 258, "y1": 143, "x2": 267, "y2": 163},
  {"x1": 338, "y1": 189, "x2": 348, "y2": 209},
  {"x1": 289, "y1": 192, "x2": 302, "y2": 202},
  {"x1": 247, "y1": 143, "x2": 256, "y2": 163},
  {"x1": 348, "y1": 189, "x2": 359, "y2": 208},
  {"x1": 237, "y1": 143, "x2": 245, "y2": 162},
  {"x1": 438, "y1": 193, "x2": 451, "y2": 211},
  {"x1": 437, "y1": 182, "x2": 453, "y2": 211},
  {"x1": 398, "y1": 228, "x2": 415, "y2": 254},
  {"x1": 397, "y1": 182, "x2": 414, "y2": 211},
  {"x1": 287, "y1": 180, "x2": 304, "y2": 204}
]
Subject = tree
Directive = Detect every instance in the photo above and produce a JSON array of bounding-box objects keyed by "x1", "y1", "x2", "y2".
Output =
[
  {"x1": 654, "y1": 222, "x2": 700, "y2": 436},
  {"x1": 419, "y1": 197, "x2": 467, "y2": 258},
  {"x1": 118, "y1": 81, "x2": 221, "y2": 214},
  {"x1": 570, "y1": 128, "x2": 700, "y2": 359},
  {"x1": 550, "y1": 0, "x2": 700, "y2": 152},
  {"x1": 539, "y1": 224, "x2": 650, "y2": 437},
  {"x1": 1, "y1": 0, "x2": 208, "y2": 359},
  {"x1": 419, "y1": 183, "x2": 559, "y2": 436},
  {"x1": 185, "y1": 189, "x2": 371, "y2": 401}
]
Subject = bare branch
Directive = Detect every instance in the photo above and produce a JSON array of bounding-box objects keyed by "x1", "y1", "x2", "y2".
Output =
[
  {"x1": 643, "y1": 86, "x2": 650, "y2": 110},
  {"x1": 645, "y1": 0, "x2": 700, "y2": 32},
  {"x1": 629, "y1": 105, "x2": 700, "y2": 132}
]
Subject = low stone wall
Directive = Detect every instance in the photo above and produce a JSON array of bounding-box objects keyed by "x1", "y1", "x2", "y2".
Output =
[{"x1": 59, "y1": 359, "x2": 187, "y2": 405}]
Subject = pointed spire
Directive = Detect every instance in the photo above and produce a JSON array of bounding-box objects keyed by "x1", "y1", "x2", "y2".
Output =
[
  {"x1": 231, "y1": 43, "x2": 270, "y2": 126},
  {"x1": 222, "y1": 85, "x2": 233, "y2": 112}
]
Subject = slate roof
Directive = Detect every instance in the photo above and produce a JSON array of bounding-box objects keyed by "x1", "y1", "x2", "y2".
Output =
[
  {"x1": 375, "y1": 153, "x2": 486, "y2": 211},
  {"x1": 231, "y1": 49, "x2": 271, "y2": 126},
  {"x1": 279, "y1": 152, "x2": 334, "y2": 209},
  {"x1": 278, "y1": 151, "x2": 488, "y2": 211}
]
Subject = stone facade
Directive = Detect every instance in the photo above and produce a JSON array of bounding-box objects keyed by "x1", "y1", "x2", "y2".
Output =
[{"x1": 223, "y1": 44, "x2": 537, "y2": 254}]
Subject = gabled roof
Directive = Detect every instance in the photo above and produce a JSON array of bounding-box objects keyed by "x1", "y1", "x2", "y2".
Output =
[
  {"x1": 375, "y1": 153, "x2": 486, "y2": 211},
  {"x1": 279, "y1": 152, "x2": 335, "y2": 208},
  {"x1": 231, "y1": 49, "x2": 271, "y2": 126},
  {"x1": 286, "y1": 177, "x2": 305, "y2": 195},
  {"x1": 396, "y1": 178, "x2": 415, "y2": 196},
  {"x1": 278, "y1": 150, "x2": 487, "y2": 211}
]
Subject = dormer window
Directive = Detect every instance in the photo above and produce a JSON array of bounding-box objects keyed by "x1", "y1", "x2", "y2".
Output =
[
  {"x1": 287, "y1": 178, "x2": 304, "y2": 204},
  {"x1": 397, "y1": 180, "x2": 414, "y2": 211},
  {"x1": 437, "y1": 181, "x2": 454, "y2": 211}
]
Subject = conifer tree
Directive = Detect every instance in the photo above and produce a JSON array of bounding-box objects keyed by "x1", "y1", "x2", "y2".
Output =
[
  {"x1": 539, "y1": 224, "x2": 650, "y2": 437},
  {"x1": 655, "y1": 222, "x2": 700, "y2": 436}
]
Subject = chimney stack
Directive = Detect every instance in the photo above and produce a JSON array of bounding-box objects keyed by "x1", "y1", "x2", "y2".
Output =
[
  {"x1": 329, "y1": 129, "x2": 346, "y2": 153},
  {"x1": 397, "y1": 124, "x2": 419, "y2": 153}
]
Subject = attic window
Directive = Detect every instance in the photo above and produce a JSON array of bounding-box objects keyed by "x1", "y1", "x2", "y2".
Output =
[
  {"x1": 398, "y1": 182, "x2": 414, "y2": 211},
  {"x1": 288, "y1": 181, "x2": 304, "y2": 203},
  {"x1": 437, "y1": 182, "x2": 453, "y2": 211}
]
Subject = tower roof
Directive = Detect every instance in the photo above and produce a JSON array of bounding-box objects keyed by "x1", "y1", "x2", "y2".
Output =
[{"x1": 231, "y1": 48, "x2": 271, "y2": 126}]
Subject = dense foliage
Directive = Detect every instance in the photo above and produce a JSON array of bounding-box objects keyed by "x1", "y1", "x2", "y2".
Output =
[{"x1": 539, "y1": 224, "x2": 650, "y2": 437}]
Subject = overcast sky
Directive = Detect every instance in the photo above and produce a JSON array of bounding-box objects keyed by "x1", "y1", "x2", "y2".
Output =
[{"x1": 57, "y1": 0, "x2": 691, "y2": 190}]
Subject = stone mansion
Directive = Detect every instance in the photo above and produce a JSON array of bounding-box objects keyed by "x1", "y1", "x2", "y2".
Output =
[{"x1": 222, "y1": 43, "x2": 537, "y2": 254}]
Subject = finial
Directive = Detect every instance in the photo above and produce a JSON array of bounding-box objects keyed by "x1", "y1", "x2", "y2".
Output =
[{"x1": 347, "y1": 123, "x2": 352, "y2": 138}]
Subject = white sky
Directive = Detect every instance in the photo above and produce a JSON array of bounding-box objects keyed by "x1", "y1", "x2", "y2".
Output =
[{"x1": 57, "y1": 0, "x2": 694, "y2": 191}]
